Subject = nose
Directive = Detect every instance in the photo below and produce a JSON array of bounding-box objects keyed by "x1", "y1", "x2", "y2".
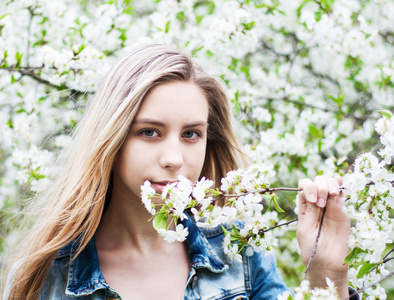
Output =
[{"x1": 159, "y1": 137, "x2": 183, "y2": 170}]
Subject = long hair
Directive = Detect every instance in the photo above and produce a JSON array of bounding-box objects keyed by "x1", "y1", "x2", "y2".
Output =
[{"x1": 4, "y1": 44, "x2": 247, "y2": 299}]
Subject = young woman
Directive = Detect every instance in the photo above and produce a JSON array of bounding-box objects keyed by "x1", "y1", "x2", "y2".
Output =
[{"x1": 3, "y1": 44, "x2": 356, "y2": 299}]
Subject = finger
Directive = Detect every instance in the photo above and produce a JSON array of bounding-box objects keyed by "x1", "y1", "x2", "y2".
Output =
[
  {"x1": 327, "y1": 177, "x2": 340, "y2": 203},
  {"x1": 327, "y1": 177, "x2": 340, "y2": 197},
  {"x1": 335, "y1": 174, "x2": 343, "y2": 186},
  {"x1": 298, "y1": 178, "x2": 321, "y2": 226},
  {"x1": 314, "y1": 176, "x2": 329, "y2": 208},
  {"x1": 331, "y1": 175, "x2": 344, "y2": 204},
  {"x1": 298, "y1": 178, "x2": 317, "y2": 205}
]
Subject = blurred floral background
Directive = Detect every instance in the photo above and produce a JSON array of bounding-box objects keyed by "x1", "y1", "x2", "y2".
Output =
[{"x1": 0, "y1": 0, "x2": 393, "y2": 298}]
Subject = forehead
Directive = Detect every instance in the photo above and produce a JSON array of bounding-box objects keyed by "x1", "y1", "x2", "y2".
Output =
[{"x1": 135, "y1": 81, "x2": 209, "y2": 122}]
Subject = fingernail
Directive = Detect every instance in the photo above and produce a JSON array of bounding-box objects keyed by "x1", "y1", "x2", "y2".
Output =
[
  {"x1": 317, "y1": 197, "x2": 325, "y2": 207},
  {"x1": 309, "y1": 193, "x2": 317, "y2": 203},
  {"x1": 330, "y1": 186, "x2": 339, "y2": 194}
]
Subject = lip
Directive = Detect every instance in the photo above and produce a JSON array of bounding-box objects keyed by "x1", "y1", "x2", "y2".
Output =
[{"x1": 150, "y1": 181, "x2": 178, "y2": 193}]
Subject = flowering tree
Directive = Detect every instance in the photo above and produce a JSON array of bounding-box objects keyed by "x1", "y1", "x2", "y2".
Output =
[{"x1": 0, "y1": 0, "x2": 393, "y2": 298}]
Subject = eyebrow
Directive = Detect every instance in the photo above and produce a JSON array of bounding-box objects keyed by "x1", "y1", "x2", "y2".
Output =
[{"x1": 133, "y1": 118, "x2": 208, "y2": 129}]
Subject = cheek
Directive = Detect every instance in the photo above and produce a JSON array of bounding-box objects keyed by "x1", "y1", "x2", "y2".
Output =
[
  {"x1": 187, "y1": 142, "x2": 207, "y2": 181},
  {"x1": 115, "y1": 141, "x2": 144, "y2": 177}
]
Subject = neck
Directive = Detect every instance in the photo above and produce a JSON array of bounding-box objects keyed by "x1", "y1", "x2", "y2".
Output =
[{"x1": 95, "y1": 187, "x2": 165, "y2": 253}]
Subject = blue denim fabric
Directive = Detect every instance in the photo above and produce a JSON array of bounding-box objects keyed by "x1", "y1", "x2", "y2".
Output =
[{"x1": 39, "y1": 216, "x2": 291, "y2": 299}]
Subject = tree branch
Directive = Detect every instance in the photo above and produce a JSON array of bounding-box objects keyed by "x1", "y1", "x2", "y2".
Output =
[
  {"x1": 264, "y1": 96, "x2": 371, "y2": 122},
  {"x1": 1, "y1": 66, "x2": 91, "y2": 98},
  {"x1": 304, "y1": 206, "x2": 327, "y2": 280}
]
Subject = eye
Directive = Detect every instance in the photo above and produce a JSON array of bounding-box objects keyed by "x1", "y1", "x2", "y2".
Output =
[
  {"x1": 140, "y1": 129, "x2": 159, "y2": 137},
  {"x1": 182, "y1": 130, "x2": 201, "y2": 139}
]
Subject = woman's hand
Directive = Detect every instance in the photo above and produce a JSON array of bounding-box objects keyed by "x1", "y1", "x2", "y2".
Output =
[{"x1": 297, "y1": 175, "x2": 350, "y2": 298}]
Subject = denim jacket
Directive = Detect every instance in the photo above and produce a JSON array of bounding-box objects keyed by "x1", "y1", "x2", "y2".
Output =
[
  {"x1": 39, "y1": 216, "x2": 290, "y2": 299},
  {"x1": 37, "y1": 216, "x2": 359, "y2": 299}
]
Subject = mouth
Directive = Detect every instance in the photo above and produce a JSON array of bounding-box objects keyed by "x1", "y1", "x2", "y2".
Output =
[{"x1": 150, "y1": 181, "x2": 178, "y2": 193}]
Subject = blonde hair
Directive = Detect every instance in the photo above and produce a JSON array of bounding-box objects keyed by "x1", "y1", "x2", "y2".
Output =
[{"x1": 4, "y1": 44, "x2": 247, "y2": 299}]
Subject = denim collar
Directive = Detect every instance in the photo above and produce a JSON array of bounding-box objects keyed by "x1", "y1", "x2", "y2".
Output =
[
  {"x1": 60, "y1": 214, "x2": 227, "y2": 296},
  {"x1": 182, "y1": 213, "x2": 228, "y2": 273}
]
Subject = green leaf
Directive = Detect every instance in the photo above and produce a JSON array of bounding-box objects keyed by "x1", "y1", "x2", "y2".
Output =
[
  {"x1": 195, "y1": 15, "x2": 204, "y2": 25},
  {"x1": 38, "y1": 96, "x2": 47, "y2": 104},
  {"x1": 243, "y1": 21, "x2": 255, "y2": 30},
  {"x1": 271, "y1": 196, "x2": 284, "y2": 213},
  {"x1": 15, "y1": 51, "x2": 23, "y2": 67},
  {"x1": 357, "y1": 262, "x2": 378, "y2": 279},
  {"x1": 314, "y1": 10, "x2": 322, "y2": 22},
  {"x1": 328, "y1": 94, "x2": 345, "y2": 107},
  {"x1": 222, "y1": 225, "x2": 240, "y2": 242},
  {"x1": 176, "y1": 11, "x2": 186, "y2": 23},
  {"x1": 318, "y1": 139, "x2": 322, "y2": 153},
  {"x1": 28, "y1": 167, "x2": 47, "y2": 181},
  {"x1": 38, "y1": 16, "x2": 48, "y2": 25},
  {"x1": 308, "y1": 124, "x2": 323, "y2": 138},
  {"x1": 221, "y1": 225, "x2": 230, "y2": 236},
  {"x1": 6, "y1": 119, "x2": 13, "y2": 129},
  {"x1": 1, "y1": 13, "x2": 9, "y2": 20},
  {"x1": 223, "y1": 225, "x2": 241, "y2": 242},
  {"x1": 122, "y1": 6, "x2": 134, "y2": 15},
  {"x1": 191, "y1": 45, "x2": 204, "y2": 57},
  {"x1": 77, "y1": 43, "x2": 86, "y2": 54},
  {"x1": 212, "y1": 189, "x2": 222, "y2": 197},
  {"x1": 165, "y1": 21, "x2": 170, "y2": 33},
  {"x1": 344, "y1": 247, "x2": 363, "y2": 264},
  {"x1": 16, "y1": 106, "x2": 26, "y2": 114},
  {"x1": 117, "y1": 28, "x2": 127, "y2": 44},
  {"x1": 153, "y1": 205, "x2": 168, "y2": 231},
  {"x1": 377, "y1": 110, "x2": 393, "y2": 119}
]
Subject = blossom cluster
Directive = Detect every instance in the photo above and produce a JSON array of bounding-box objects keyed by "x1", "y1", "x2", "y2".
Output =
[
  {"x1": 341, "y1": 113, "x2": 394, "y2": 298},
  {"x1": 278, "y1": 278, "x2": 340, "y2": 300},
  {"x1": 141, "y1": 164, "x2": 294, "y2": 262}
]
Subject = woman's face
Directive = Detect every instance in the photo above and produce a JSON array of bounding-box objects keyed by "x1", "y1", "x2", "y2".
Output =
[{"x1": 113, "y1": 81, "x2": 209, "y2": 203}]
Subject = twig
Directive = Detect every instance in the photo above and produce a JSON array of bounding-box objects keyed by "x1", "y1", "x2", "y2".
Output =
[
  {"x1": 304, "y1": 206, "x2": 327, "y2": 280},
  {"x1": 257, "y1": 218, "x2": 298, "y2": 235},
  {"x1": 213, "y1": 185, "x2": 352, "y2": 202},
  {"x1": 383, "y1": 257, "x2": 394, "y2": 264},
  {"x1": 383, "y1": 247, "x2": 394, "y2": 260},
  {"x1": 212, "y1": 186, "x2": 302, "y2": 202}
]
